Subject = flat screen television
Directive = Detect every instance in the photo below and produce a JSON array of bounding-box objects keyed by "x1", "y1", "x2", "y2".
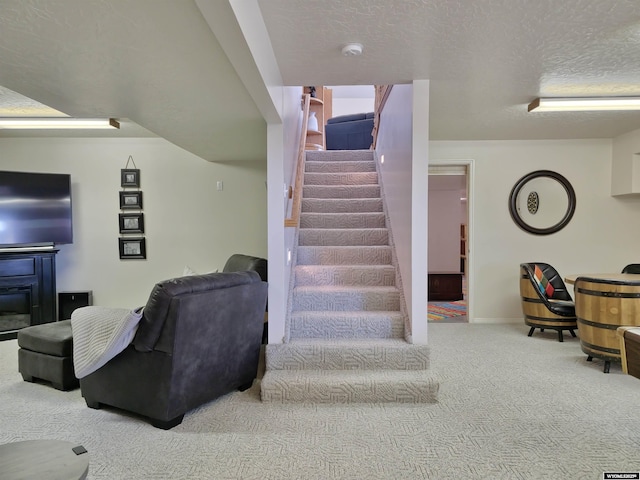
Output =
[{"x1": 0, "y1": 170, "x2": 73, "y2": 247}]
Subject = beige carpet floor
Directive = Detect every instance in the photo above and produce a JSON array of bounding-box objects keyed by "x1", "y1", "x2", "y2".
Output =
[{"x1": 1, "y1": 323, "x2": 639, "y2": 479}]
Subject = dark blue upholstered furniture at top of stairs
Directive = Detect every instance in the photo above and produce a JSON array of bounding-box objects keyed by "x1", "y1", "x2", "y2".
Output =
[
  {"x1": 325, "y1": 112, "x2": 374, "y2": 150},
  {"x1": 79, "y1": 270, "x2": 268, "y2": 429}
]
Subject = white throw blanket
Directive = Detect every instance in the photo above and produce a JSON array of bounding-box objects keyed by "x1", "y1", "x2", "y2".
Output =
[{"x1": 71, "y1": 306, "x2": 144, "y2": 379}]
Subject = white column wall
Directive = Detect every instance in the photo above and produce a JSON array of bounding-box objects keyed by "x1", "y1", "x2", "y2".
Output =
[
  {"x1": 411, "y1": 80, "x2": 429, "y2": 344},
  {"x1": 272, "y1": 86, "x2": 304, "y2": 343},
  {"x1": 375, "y1": 81, "x2": 430, "y2": 344},
  {"x1": 375, "y1": 85, "x2": 414, "y2": 333}
]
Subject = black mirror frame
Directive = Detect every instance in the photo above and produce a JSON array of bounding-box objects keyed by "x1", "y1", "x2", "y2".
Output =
[{"x1": 508, "y1": 170, "x2": 576, "y2": 235}]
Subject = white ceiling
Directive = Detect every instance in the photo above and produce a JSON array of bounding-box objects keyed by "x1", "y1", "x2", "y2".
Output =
[
  {"x1": 1, "y1": 1, "x2": 640, "y2": 162},
  {"x1": 258, "y1": 0, "x2": 640, "y2": 140}
]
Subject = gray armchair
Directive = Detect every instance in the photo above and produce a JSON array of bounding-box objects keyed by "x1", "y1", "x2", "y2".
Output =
[{"x1": 79, "y1": 271, "x2": 267, "y2": 429}]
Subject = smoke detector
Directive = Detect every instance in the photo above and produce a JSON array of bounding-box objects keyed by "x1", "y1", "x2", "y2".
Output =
[{"x1": 341, "y1": 43, "x2": 363, "y2": 56}]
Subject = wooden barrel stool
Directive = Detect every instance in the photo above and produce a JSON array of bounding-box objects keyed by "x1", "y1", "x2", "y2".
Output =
[
  {"x1": 574, "y1": 276, "x2": 640, "y2": 373},
  {"x1": 519, "y1": 263, "x2": 577, "y2": 342}
]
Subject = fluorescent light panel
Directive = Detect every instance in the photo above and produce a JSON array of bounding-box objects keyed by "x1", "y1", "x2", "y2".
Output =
[
  {"x1": 0, "y1": 118, "x2": 120, "y2": 129},
  {"x1": 528, "y1": 97, "x2": 640, "y2": 112}
]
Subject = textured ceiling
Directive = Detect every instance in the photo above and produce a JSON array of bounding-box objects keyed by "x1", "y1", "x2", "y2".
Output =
[
  {"x1": 0, "y1": 1, "x2": 265, "y2": 160},
  {"x1": 0, "y1": 86, "x2": 65, "y2": 116},
  {"x1": 1, "y1": 0, "x2": 640, "y2": 161},
  {"x1": 258, "y1": 0, "x2": 640, "y2": 140}
]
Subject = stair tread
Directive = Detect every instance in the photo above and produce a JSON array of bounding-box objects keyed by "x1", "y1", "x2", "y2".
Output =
[
  {"x1": 299, "y1": 227, "x2": 388, "y2": 232},
  {"x1": 296, "y1": 246, "x2": 392, "y2": 265},
  {"x1": 299, "y1": 245, "x2": 391, "y2": 250},
  {"x1": 305, "y1": 161, "x2": 375, "y2": 173},
  {"x1": 291, "y1": 310, "x2": 403, "y2": 316},
  {"x1": 281, "y1": 338, "x2": 413, "y2": 346},
  {"x1": 306, "y1": 151, "x2": 374, "y2": 161},
  {"x1": 294, "y1": 285, "x2": 399, "y2": 292},
  {"x1": 301, "y1": 198, "x2": 383, "y2": 213},
  {"x1": 301, "y1": 211, "x2": 384, "y2": 215},
  {"x1": 295, "y1": 265, "x2": 394, "y2": 270}
]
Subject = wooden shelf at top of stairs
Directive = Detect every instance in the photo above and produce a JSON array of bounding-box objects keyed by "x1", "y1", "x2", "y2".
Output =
[{"x1": 304, "y1": 86, "x2": 332, "y2": 151}]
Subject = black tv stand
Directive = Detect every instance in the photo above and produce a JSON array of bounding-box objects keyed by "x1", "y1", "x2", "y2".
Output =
[{"x1": 0, "y1": 249, "x2": 58, "y2": 340}]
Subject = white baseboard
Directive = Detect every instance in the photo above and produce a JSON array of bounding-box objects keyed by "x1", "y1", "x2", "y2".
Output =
[{"x1": 469, "y1": 318, "x2": 522, "y2": 324}]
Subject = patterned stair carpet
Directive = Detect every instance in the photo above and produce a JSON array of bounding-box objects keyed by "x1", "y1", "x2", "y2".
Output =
[
  {"x1": 428, "y1": 300, "x2": 467, "y2": 322},
  {"x1": 261, "y1": 150, "x2": 439, "y2": 404}
]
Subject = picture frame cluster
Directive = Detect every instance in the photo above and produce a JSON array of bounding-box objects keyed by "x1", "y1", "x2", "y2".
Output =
[{"x1": 119, "y1": 158, "x2": 146, "y2": 260}]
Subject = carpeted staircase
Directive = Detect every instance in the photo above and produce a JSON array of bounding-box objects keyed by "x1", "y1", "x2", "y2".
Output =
[{"x1": 261, "y1": 150, "x2": 439, "y2": 403}]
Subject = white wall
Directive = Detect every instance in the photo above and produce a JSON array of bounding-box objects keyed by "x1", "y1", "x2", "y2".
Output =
[
  {"x1": 0, "y1": 137, "x2": 267, "y2": 309},
  {"x1": 331, "y1": 98, "x2": 375, "y2": 118},
  {"x1": 376, "y1": 85, "x2": 413, "y2": 331},
  {"x1": 612, "y1": 128, "x2": 640, "y2": 196},
  {"x1": 428, "y1": 179, "x2": 463, "y2": 272},
  {"x1": 430, "y1": 138, "x2": 640, "y2": 323},
  {"x1": 275, "y1": 85, "x2": 305, "y2": 343},
  {"x1": 411, "y1": 80, "x2": 430, "y2": 343},
  {"x1": 329, "y1": 85, "x2": 375, "y2": 118}
]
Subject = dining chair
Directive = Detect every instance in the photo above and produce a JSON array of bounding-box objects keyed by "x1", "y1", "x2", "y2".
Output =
[
  {"x1": 519, "y1": 263, "x2": 577, "y2": 342},
  {"x1": 621, "y1": 264, "x2": 640, "y2": 274}
]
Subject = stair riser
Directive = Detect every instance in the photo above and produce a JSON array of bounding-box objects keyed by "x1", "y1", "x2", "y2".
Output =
[
  {"x1": 304, "y1": 172, "x2": 378, "y2": 186},
  {"x1": 305, "y1": 161, "x2": 376, "y2": 173},
  {"x1": 293, "y1": 290, "x2": 400, "y2": 311},
  {"x1": 303, "y1": 185, "x2": 380, "y2": 199},
  {"x1": 300, "y1": 213, "x2": 385, "y2": 229},
  {"x1": 261, "y1": 377, "x2": 440, "y2": 403},
  {"x1": 265, "y1": 344, "x2": 430, "y2": 371},
  {"x1": 294, "y1": 266, "x2": 396, "y2": 287},
  {"x1": 289, "y1": 317, "x2": 404, "y2": 339},
  {"x1": 302, "y1": 198, "x2": 383, "y2": 213},
  {"x1": 299, "y1": 229, "x2": 388, "y2": 246},
  {"x1": 296, "y1": 246, "x2": 393, "y2": 265}
]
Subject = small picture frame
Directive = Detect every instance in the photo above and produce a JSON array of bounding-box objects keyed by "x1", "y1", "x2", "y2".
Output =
[
  {"x1": 119, "y1": 237, "x2": 146, "y2": 259},
  {"x1": 119, "y1": 191, "x2": 143, "y2": 210},
  {"x1": 121, "y1": 169, "x2": 140, "y2": 188},
  {"x1": 119, "y1": 213, "x2": 144, "y2": 234}
]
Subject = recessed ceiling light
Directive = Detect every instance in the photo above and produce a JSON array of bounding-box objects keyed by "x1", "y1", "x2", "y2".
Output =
[
  {"x1": 341, "y1": 43, "x2": 363, "y2": 56},
  {"x1": 0, "y1": 118, "x2": 120, "y2": 129},
  {"x1": 528, "y1": 97, "x2": 640, "y2": 112}
]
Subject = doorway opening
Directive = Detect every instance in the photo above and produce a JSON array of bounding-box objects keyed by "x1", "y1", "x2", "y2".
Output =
[{"x1": 428, "y1": 163, "x2": 470, "y2": 323}]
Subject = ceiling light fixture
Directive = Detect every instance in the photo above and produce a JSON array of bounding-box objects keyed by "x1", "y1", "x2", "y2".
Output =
[
  {"x1": 341, "y1": 43, "x2": 363, "y2": 56},
  {"x1": 528, "y1": 97, "x2": 640, "y2": 112},
  {"x1": 0, "y1": 118, "x2": 120, "y2": 129}
]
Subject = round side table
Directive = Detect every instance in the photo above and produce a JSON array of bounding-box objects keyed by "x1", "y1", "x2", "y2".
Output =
[{"x1": 0, "y1": 439, "x2": 89, "y2": 480}]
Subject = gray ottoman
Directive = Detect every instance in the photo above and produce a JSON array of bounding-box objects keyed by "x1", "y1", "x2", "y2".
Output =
[{"x1": 17, "y1": 320, "x2": 78, "y2": 391}]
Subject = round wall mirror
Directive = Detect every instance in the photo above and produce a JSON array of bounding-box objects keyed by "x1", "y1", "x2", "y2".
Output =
[{"x1": 508, "y1": 170, "x2": 576, "y2": 235}]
